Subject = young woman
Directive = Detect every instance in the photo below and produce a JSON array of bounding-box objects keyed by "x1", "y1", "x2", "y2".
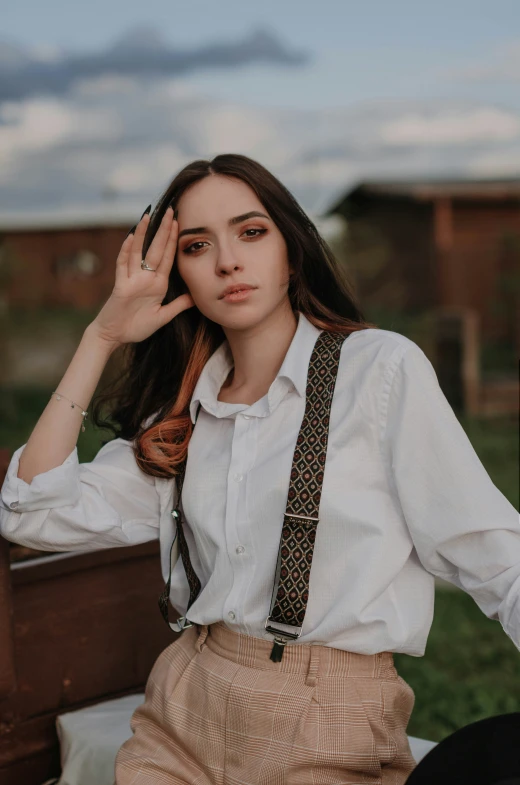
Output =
[{"x1": 1, "y1": 154, "x2": 518, "y2": 785}]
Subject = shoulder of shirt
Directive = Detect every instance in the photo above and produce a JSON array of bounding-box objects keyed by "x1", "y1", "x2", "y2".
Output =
[
  {"x1": 342, "y1": 326, "x2": 425, "y2": 361},
  {"x1": 339, "y1": 328, "x2": 436, "y2": 392}
]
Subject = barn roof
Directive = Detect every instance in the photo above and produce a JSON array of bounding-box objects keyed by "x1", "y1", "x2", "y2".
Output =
[
  {"x1": 326, "y1": 177, "x2": 520, "y2": 214},
  {"x1": 0, "y1": 203, "x2": 144, "y2": 232}
]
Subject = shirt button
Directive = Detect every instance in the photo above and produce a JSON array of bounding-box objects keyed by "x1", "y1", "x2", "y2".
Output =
[
  {"x1": 235, "y1": 545, "x2": 245, "y2": 555},
  {"x1": 233, "y1": 473, "x2": 243, "y2": 482},
  {"x1": 228, "y1": 611, "x2": 236, "y2": 621},
  {"x1": 10, "y1": 501, "x2": 18, "y2": 509},
  {"x1": 243, "y1": 414, "x2": 251, "y2": 420}
]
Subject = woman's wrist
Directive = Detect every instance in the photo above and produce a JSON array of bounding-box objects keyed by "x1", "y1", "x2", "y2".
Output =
[{"x1": 84, "y1": 322, "x2": 123, "y2": 355}]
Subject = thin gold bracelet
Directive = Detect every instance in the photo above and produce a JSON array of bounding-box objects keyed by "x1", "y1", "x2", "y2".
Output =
[{"x1": 51, "y1": 391, "x2": 89, "y2": 432}]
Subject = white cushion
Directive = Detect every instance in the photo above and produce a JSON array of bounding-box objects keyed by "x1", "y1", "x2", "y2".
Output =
[
  {"x1": 56, "y1": 694, "x2": 437, "y2": 785},
  {"x1": 56, "y1": 694, "x2": 144, "y2": 785},
  {"x1": 407, "y1": 734, "x2": 438, "y2": 763}
]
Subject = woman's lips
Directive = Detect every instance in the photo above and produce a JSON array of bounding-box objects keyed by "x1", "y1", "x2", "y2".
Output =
[{"x1": 221, "y1": 289, "x2": 255, "y2": 303}]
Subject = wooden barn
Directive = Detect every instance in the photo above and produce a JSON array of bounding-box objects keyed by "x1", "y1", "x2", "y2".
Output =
[
  {"x1": 326, "y1": 178, "x2": 520, "y2": 417},
  {"x1": 326, "y1": 178, "x2": 520, "y2": 352},
  {"x1": 0, "y1": 206, "x2": 142, "y2": 312}
]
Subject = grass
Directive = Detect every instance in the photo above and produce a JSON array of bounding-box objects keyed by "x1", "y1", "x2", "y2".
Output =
[
  {"x1": 0, "y1": 387, "x2": 112, "y2": 463},
  {"x1": 395, "y1": 589, "x2": 520, "y2": 743},
  {"x1": 0, "y1": 304, "x2": 98, "y2": 337},
  {"x1": 1, "y1": 385, "x2": 518, "y2": 743},
  {"x1": 457, "y1": 412, "x2": 519, "y2": 511}
]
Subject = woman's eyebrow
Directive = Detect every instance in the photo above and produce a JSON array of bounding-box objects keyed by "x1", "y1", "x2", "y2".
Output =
[{"x1": 178, "y1": 211, "x2": 270, "y2": 239}]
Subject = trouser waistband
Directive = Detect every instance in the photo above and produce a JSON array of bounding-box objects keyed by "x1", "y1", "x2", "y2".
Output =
[{"x1": 193, "y1": 622, "x2": 397, "y2": 687}]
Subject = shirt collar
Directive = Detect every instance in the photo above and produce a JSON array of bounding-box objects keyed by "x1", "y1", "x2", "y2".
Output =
[{"x1": 189, "y1": 311, "x2": 322, "y2": 423}]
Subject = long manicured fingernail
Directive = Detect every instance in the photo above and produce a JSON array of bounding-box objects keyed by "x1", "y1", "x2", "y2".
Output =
[
  {"x1": 173, "y1": 208, "x2": 178, "y2": 221},
  {"x1": 141, "y1": 204, "x2": 152, "y2": 220},
  {"x1": 126, "y1": 224, "x2": 137, "y2": 238}
]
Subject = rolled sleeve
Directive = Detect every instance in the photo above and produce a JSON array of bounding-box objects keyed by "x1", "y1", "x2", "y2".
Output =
[
  {"x1": 380, "y1": 341, "x2": 520, "y2": 650},
  {"x1": 1, "y1": 443, "x2": 81, "y2": 512},
  {"x1": 0, "y1": 438, "x2": 160, "y2": 553}
]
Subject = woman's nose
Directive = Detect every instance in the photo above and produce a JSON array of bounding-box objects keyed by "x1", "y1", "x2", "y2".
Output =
[{"x1": 216, "y1": 246, "x2": 242, "y2": 273}]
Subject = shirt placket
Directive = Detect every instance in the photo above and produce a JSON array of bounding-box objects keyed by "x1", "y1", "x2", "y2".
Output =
[{"x1": 223, "y1": 412, "x2": 255, "y2": 625}]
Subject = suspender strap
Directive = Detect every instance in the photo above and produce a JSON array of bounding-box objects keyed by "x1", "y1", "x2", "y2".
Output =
[
  {"x1": 265, "y1": 330, "x2": 347, "y2": 660},
  {"x1": 158, "y1": 406, "x2": 201, "y2": 632}
]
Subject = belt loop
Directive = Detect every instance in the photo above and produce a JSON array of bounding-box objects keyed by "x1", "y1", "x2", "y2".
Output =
[
  {"x1": 305, "y1": 645, "x2": 320, "y2": 687},
  {"x1": 195, "y1": 624, "x2": 209, "y2": 653}
]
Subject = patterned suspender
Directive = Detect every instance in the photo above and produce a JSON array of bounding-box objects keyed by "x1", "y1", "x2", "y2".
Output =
[
  {"x1": 157, "y1": 410, "x2": 201, "y2": 635},
  {"x1": 158, "y1": 329, "x2": 349, "y2": 662}
]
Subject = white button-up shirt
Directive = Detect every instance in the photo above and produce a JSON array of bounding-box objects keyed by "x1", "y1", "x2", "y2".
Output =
[{"x1": 1, "y1": 311, "x2": 519, "y2": 655}]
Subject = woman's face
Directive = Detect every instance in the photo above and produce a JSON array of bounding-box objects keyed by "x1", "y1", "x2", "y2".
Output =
[{"x1": 175, "y1": 175, "x2": 294, "y2": 329}]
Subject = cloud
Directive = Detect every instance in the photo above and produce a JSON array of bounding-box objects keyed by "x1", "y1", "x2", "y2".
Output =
[
  {"x1": 0, "y1": 74, "x2": 518, "y2": 216},
  {"x1": 439, "y1": 38, "x2": 520, "y2": 85},
  {"x1": 0, "y1": 97, "x2": 119, "y2": 162},
  {"x1": 379, "y1": 107, "x2": 520, "y2": 145},
  {"x1": 0, "y1": 25, "x2": 309, "y2": 103},
  {"x1": 468, "y1": 145, "x2": 520, "y2": 176}
]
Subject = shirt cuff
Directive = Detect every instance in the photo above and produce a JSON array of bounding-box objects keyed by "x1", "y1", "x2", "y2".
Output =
[
  {"x1": 499, "y1": 574, "x2": 520, "y2": 651},
  {"x1": 0, "y1": 443, "x2": 81, "y2": 513}
]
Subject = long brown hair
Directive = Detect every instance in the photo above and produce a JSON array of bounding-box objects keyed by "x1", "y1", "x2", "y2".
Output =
[{"x1": 91, "y1": 153, "x2": 378, "y2": 478}]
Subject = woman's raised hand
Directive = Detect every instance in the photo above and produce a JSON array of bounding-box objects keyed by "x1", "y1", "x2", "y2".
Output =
[{"x1": 90, "y1": 206, "x2": 195, "y2": 347}]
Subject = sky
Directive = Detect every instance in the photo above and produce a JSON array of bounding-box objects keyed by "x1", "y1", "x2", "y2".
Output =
[{"x1": 1, "y1": 0, "x2": 520, "y2": 216}]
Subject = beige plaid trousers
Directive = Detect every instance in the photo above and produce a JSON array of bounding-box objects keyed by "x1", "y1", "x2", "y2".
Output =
[{"x1": 115, "y1": 621, "x2": 417, "y2": 784}]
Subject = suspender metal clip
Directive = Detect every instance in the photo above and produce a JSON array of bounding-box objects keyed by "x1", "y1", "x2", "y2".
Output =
[
  {"x1": 264, "y1": 620, "x2": 302, "y2": 662},
  {"x1": 172, "y1": 616, "x2": 194, "y2": 633}
]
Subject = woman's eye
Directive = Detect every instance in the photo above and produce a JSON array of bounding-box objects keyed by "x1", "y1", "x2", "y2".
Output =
[
  {"x1": 183, "y1": 241, "x2": 208, "y2": 255},
  {"x1": 243, "y1": 228, "x2": 267, "y2": 238}
]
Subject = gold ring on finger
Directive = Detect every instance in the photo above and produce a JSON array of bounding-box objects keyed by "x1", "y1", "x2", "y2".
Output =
[{"x1": 141, "y1": 260, "x2": 156, "y2": 272}]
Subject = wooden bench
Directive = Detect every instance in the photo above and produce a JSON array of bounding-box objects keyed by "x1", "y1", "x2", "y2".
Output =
[{"x1": 0, "y1": 447, "x2": 174, "y2": 785}]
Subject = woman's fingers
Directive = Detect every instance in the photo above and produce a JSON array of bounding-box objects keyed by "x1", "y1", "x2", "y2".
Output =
[
  {"x1": 128, "y1": 212, "x2": 151, "y2": 277},
  {"x1": 157, "y1": 292, "x2": 195, "y2": 328},
  {"x1": 140, "y1": 207, "x2": 174, "y2": 272},
  {"x1": 156, "y1": 212, "x2": 179, "y2": 275},
  {"x1": 115, "y1": 233, "x2": 134, "y2": 280},
  {"x1": 126, "y1": 205, "x2": 175, "y2": 279}
]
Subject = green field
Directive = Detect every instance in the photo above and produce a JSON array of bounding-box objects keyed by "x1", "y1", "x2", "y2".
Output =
[
  {"x1": 0, "y1": 386, "x2": 518, "y2": 744},
  {"x1": 395, "y1": 588, "x2": 519, "y2": 742}
]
